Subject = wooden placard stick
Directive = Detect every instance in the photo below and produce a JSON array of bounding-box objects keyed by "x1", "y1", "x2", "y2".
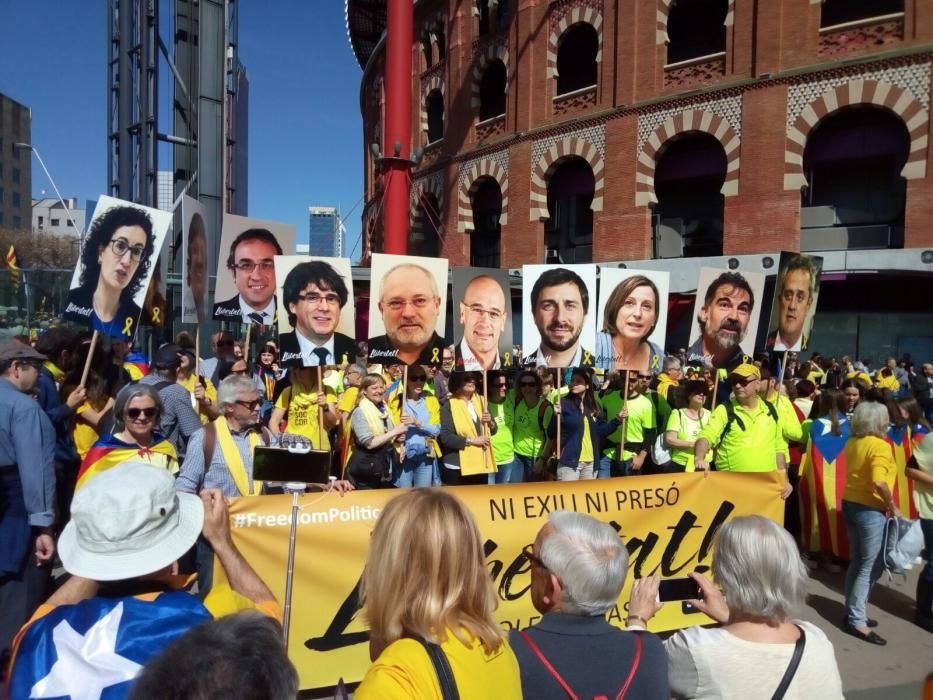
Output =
[{"x1": 79, "y1": 330, "x2": 99, "y2": 389}]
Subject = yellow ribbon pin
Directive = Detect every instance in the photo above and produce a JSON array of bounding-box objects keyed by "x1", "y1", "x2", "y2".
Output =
[
  {"x1": 430, "y1": 347, "x2": 440, "y2": 363},
  {"x1": 651, "y1": 354, "x2": 660, "y2": 370},
  {"x1": 151, "y1": 307, "x2": 161, "y2": 324},
  {"x1": 503, "y1": 352, "x2": 511, "y2": 367},
  {"x1": 122, "y1": 317, "x2": 134, "y2": 337},
  {"x1": 582, "y1": 350, "x2": 592, "y2": 366}
]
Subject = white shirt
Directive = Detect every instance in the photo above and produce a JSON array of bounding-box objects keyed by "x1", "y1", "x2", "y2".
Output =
[
  {"x1": 459, "y1": 339, "x2": 500, "y2": 371},
  {"x1": 296, "y1": 331, "x2": 336, "y2": 366},
  {"x1": 772, "y1": 330, "x2": 803, "y2": 352},
  {"x1": 238, "y1": 296, "x2": 276, "y2": 323}
]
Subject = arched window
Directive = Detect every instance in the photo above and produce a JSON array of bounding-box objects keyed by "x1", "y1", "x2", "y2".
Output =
[
  {"x1": 436, "y1": 28, "x2": 446, "y2": 60},
  {"x1": 426, "y1": 90, "x2": 444, "y2": 143},
  {"x1": 556, "y1": 23, "x2": 598, "y2": 95},
  {"x1": 479, "y1": 60, "x2": 507, "y2": 121},
  {"x1": 666, "y1": 0, "x2": 728, "y2": 65},
  {"x1": 821, "y1": 0, "x2": 902, "y2": 28},
  {"x1": 545, "y1": 157, "x2": 594, "y2": 264},
  {"x1": 470, "y1": 178, "x2": 502, "y2": 268},
  {"x1": 654, "y1": 133, "x2": 726, "y2": 258},
  {"x1": 421, "y1": 34, "x2": 433, "y2": 69},
  {"x1": 802, "y1": 106, "x2": 909, "y2": 249}
]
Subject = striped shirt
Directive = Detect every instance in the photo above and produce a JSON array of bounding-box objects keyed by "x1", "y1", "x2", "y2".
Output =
[{"x1": 175, "y1": 421, "x2": 276, "y2": 497}]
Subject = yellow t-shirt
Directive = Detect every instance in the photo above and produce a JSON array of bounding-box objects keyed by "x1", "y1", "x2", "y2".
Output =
[
  {"x1": 579, "y1": 412, "x2": 594, "y2": 462},
  {"x1": 275, "y1": 385, "x2": 337, "y2": 449},
  {"x1": 73, "y1": 402, "x2": 100, "y2": 460},
  {"x1": 698, "y1": 399, "x2": 782, "y2": 472},
  {"x1": 843, "y1": 434, "x2": 897, "y2": 510},
  {"x1": 355, "y1": 629, "x2": 522, "y2": 700},
  {"x1": 178, "y1": 373, "x2": 218, "y2": 425},
  {"x1": 338, "y1": 386, "x2": 359, "y2": 415}
]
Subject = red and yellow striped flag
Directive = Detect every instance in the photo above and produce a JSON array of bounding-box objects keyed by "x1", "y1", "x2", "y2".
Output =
[
  {"x1": 6, "y1": 245, "x2": 20, "y2": 293},
  {"x1": 798, "y1": 417, "x2": 850, "y2": 559},
  {"x1": 75, "y1": 433, "x2": 178, "y2": 492}
]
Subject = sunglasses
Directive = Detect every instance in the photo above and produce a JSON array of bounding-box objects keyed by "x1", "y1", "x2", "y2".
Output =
[
  {"x1": 493, "y1": 382, "x2": 508, "y2": 388},
  {"x1": 636, "y1": 374, "x2": 652, "y2": 381},
  {"x1": 521, "y1": 544, "x2": 547, "y2": 570},
  {"x1": 126, "y1": 407, "x2": 158, "y2": 420},
  {"x1": 409, "y1": 376, "x2": 428, "y2": 383},
  {"x1": 235, "y1": 399, "x2": 262, "y2": 410},
  {"x1": 730, "y1": 376, "x2": 758, "y2": 387}
]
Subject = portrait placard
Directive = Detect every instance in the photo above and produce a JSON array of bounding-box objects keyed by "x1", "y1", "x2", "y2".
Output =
[
  {"x1": 181, "y1": 196, "x2": 210, "y2": 325},
  {"x1": 521, "y1": 264, "x2": 598, "y2": 368},
  {"x1": 595, "y1": 267, "x2": 670, "y2": 372},
  {"x1": 274, "y1": 255, "x2": 356, "y2": 367},
  {"x1": 766, "y1": 252, "x2": 824, "y2": 353},
  {"x1": 212, "y1": 213, "x2": 296, "y2": 324},
  {"x1": 450, "y1": 267, "x2": 513, "y2": 371},
  {"x1": 686, "y1": 268, "x2": 767, "y2": 369},
  {"x1": 63, "y1": 195, "x2": 172, "y2": 339},
  {"x1": 366, "y1": 253, "x2": 448, "y2": 366}
]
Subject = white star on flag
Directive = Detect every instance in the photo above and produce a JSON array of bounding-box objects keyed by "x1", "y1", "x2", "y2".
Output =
[{"x1": 30, "y1": 601, "x2": 143, "y2": 700}]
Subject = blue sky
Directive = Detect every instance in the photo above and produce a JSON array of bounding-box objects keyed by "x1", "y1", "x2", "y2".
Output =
[{"x1": 0, "y1": 0, "x2": 365, "y2": 259}]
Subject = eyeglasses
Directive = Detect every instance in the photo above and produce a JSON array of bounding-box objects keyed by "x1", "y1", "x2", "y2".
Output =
[
  {"x1": 298, "y1": 292, "x2": 341, "y2": 306},
  {"x1": 235, "y1": 399, "x2": 262, "y2": 410},
  {"x1": 384, "y1": 296, "x2": 433, "y2": 311},
  {"x1": 409, "y1": 376, "x2": 428, "y2": 383},
  {"x1": 442, "y1": 356, "x2": 454, "y2": 363},
  {"x1": 460, "y1": 303, "x2": 504, "y2": 322},
  {"x1": 636, "y1": 374, "x2": 652, "y2": 381},
  {"x1": 16, "y1": 360, "x2": 41, "y2": 371},
  {"x1": 126, "y1": 407, "x2": 158, "y2": 420},
  {"x1": 730, "y1": 376, "x2": 758, "y2": 387},
  {"x1": 521, "y1": 544, "x2": 548, "y2": 570},
  {"x1": 232, "y1": 260, "x2": 275, "y2": 273},
  {"x1": 110, "y1": 237, "x2": 145, "y2": 262},
  {"x1": 493, "y1": 382, "x2": 508, "y2": 388}
]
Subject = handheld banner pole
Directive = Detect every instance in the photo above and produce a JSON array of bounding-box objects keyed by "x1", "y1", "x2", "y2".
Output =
[
  {"x1": 79, "y1": 330, "x2": 99, "y2": 389},
  {"x1": 401, "y1": 366, "x2": 408, "y2": 418},
  {"x1": 195, "y1": 328, "x2": 200, "y2": 379},
  {"x1": 243, "y1": 323, "x2": 252, "y2": 365},
  {"x1": 711, "y1": 370, "x2": 721, "y2": 410},
  {"x1": 482, "y1": 370, "x2": 492, "y2": 470},
  {"x1": 555, "y1": 369, "x2": 562, "y2": 463},
  {"x1": 777, "y1": 350, "x2": 789, "y2": 392},
  {"x1": 283, "y1": 489, "x2": 300, "y2": 646},
  {"x1": 619, "y1": 371, "x2": 630, "y2": 464},
  {"x1": 317, "y1": 365, "x2": 325, "y2": 451}
]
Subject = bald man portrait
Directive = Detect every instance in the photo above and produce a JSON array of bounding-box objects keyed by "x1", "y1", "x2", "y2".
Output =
[
  {"x1": 454, "y1": 274, "x2": 509, "y2": 370},
  {"x1": 368, "y1": 262, "x2": 446, "y2": 366}
]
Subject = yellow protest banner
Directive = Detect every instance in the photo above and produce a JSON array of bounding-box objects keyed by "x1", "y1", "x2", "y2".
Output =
[{"x1": 225, "y1": 471, "x2": 784, "y2": 691}]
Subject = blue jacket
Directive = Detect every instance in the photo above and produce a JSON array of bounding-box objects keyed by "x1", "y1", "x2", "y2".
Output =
[
  {"x1": 547, "y1": 397, "x2": 619, "y2": 466},
  {"x1": 36, "y1": 366, "x2": 78, "y2": 464}
]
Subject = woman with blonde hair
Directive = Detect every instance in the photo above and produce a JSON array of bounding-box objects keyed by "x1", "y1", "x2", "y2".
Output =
[{"x1": 356, "y1": 489, "x2": 521, "y2": 698}]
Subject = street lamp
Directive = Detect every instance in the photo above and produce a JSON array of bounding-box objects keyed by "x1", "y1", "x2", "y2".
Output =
[{"x1": 13, "y1": 142, "x2": 84, "y2": 241}]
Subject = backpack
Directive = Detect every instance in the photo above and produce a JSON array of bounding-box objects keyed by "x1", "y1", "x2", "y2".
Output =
[{"x1": 715, "y1": 399, "x2": 779, "y2": 448}]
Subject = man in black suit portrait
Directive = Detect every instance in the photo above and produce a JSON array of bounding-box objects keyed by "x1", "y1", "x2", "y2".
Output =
[
  {"x1": 278, "y1": 260, "x2": 356, "y2": 367},
  {"x1": 212, "y1": 228, "x2": 283, "y2": 324}
]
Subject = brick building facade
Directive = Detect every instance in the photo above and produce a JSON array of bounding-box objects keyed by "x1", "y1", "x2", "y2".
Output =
[{"x1": 348, "y1": 0, "x2": 933, "y2": 359}]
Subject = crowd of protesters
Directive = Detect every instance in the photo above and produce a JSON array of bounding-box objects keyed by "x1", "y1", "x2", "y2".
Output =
[{"x1": 1, "y1": 321, "x2": 931, "y2": 698}]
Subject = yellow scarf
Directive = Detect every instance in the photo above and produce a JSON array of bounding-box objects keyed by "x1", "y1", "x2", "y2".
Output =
[
  {"x1": 355, "y1": 397, "x2": 403, "y2": 460},
  {"x1": 450, "y1": 396, "x2": 496, "y2": 476},
  {"x1": 43, "y1": 360, "x2": 64, "y2": 384},
  {"x1": 214, "y1": 417, "x2": 262, "y2": 496}
]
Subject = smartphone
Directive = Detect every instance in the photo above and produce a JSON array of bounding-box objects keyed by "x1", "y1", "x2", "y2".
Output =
[{"x1": 657, "y1": 577, "x2": 702, "y2": 603}]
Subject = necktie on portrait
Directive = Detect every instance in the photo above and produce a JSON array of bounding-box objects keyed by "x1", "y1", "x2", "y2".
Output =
[
  {"x1": 312, "y1": 348, "x2": 330, "y2": 366},
  {"x1": 247, "y1": 312, "x2": 264, "y2": 325}
]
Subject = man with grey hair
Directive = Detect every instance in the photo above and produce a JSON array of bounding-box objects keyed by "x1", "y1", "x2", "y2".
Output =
[
  {"x1": 767, "y1": 254, "x2": 820, "y2": 352},
  {"x1": 510, "y1": 511, "x2": 669, "y2": 699},
  {"x1": 368, "y1": 263, "x2": 445, "y2": 366},
  {"x1": 655, "y1": 355, "x2": 682, "y2": 403}
]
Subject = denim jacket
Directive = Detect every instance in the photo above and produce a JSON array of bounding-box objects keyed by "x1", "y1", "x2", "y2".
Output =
[{"x1": 547, "y1": 397, "x2": 620, "y2": 466}]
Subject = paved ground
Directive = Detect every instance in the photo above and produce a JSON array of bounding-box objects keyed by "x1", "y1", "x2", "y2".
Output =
[{"x1": 798, "y1": 562, "x2": 932, "y2": 699}]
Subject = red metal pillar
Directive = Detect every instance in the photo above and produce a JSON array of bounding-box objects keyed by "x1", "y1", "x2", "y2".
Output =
[{"x1": 382, "y1": 0, "x2": 414, "y2": 255}]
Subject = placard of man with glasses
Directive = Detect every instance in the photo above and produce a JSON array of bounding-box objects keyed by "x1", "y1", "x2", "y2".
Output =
[
  {"x1": 212, "y1": 228, "x2": 284, "y2": 324},
  {"x1": 451, "y1": 269, "x2": 512, "y2": 371},
  {"x1": 277, "y1": 259, "x2": 357, "y2": 367},
  {"x1": 367, "y1": 255, "x2": 448, "y2": 366}
]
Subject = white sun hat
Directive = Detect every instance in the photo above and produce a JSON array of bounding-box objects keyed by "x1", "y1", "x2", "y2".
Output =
[{"x1": 58, "y1": 462, "x2": 204, "y2": 581}]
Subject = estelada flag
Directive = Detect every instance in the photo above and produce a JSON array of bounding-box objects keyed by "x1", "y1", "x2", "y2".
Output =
[
  {"x1": 75, "y1": 432, "x2": 178, "y2": 492},
  {"x1": 798, "y1": 416, "x2": 850, "y2": 559},
  {"x1": 8, "y1": 592, "x2": 211, "y2": 700},
  {"x1": 888, "y1": 424, "x2": 920, "y2": 519},
  {"x1": 7, "y1": 244, "x2": 20, "y2": 293}
]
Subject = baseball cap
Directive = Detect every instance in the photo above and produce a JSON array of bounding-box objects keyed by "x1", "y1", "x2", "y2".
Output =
[
  {"x1": 58, "y1": 462, "x2": 204, "y2": 581},
  {"x1": 152, "y1": 343, "x2": 183, "y2": 369},
  {"x1": 729, "y1": 363, "x2": 761, "y2": 380},
  {"x1": 0, "y1": 338, "x2": 47, "y2": 363}
]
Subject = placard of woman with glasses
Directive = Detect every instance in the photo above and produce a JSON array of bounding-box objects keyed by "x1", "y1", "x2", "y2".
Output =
[{"x1": 64, "y1": 203, "x2": 163, "y2": 339}]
